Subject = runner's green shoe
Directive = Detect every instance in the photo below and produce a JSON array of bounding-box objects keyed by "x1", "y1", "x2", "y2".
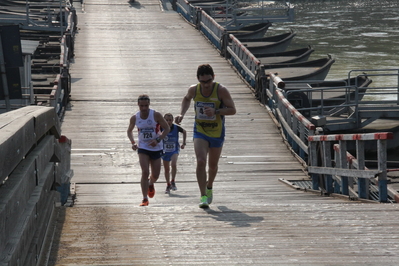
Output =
[
  {"x1": 199, "y1": 196, "x2": 209, "y2": 208},
  {"x1": 206, "y1": 188, "x2": 213, "y2": 204}
]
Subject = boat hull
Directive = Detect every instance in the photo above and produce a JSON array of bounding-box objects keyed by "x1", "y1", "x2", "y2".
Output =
[
  {"x1": 254, "y1": 46, "x2": 314, "y2": 64},
  {"x1": 241, "y1": 31, "x2": 296, "y2": 54},
  {"x1": 263, "y1": 56, "x2": 335, "y2": 81},
  {"x1": 227, "y1": 22, "x2": 272, "y2": 38}
]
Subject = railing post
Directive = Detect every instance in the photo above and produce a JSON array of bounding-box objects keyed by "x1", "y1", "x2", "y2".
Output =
[
  {"x1": 221, "y1": 30, "x2": 228, "y2": 58},
  {"x1": 322, "y1": 142, "x2": 334, "y2": 193},
  {"x1": 333, "y1": 144, "x2": 341, "y2": 193},
  {"x1": 397, "y1": 69, "x2": 399, "y2": 104},
  {"x1": 309, "y1": 141, "x2": 319, "y2": 190},
  {"x1": 378, "y1": 139, "x2": 388, "y2": 202},
  {"x1": 258, "y1": 66, "x2": 268, "y2": 104},
  {"x1": 298, "y1": 123, "x2": 306, "y2": 159},
  {"x1": 288, "y1": 5, "x2": 295, "y2": 21},
  {"x1": 356, "y1": 140, "x2": 369, "y2": 199},
  {"x1": 195, "y1": 8, "x2": 202, "y2": 29},
  {"x1": 338, "y1": 140, "x2": 350, "y2": 195}
]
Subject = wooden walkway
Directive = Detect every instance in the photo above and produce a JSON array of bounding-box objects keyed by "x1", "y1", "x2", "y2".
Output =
[{"x1": 47, "y1": 0, "x2": 399, "y2": 265}]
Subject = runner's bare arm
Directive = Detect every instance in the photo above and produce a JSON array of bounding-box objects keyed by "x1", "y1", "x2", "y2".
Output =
[
  {"x1": 175, "y1": 86, "x2": 195, "y2": 124},
  {"x1": 127, "y1": 115, "x2": 138, "y2": 150},
  {"x1": 217, "y1": 85, "x2": 236, "y2": 116},
  {"x1": 155, "y1": 112, "x2": 170, "y2": 140},
  {"x1": 181, "y1": 127, "x2": 187, "y2": 149}
]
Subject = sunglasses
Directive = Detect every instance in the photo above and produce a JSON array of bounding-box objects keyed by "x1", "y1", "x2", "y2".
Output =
[{"x1": 199, "y1": 78, "x2": 213, "y2": 84}]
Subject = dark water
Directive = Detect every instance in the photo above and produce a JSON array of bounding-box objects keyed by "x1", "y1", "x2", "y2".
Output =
[{"x1": 268, "y1": 0, "x2": 399, "y2": 93}]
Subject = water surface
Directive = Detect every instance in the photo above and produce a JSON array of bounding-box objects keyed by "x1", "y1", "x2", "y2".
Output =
[{"x1": 268, "y1": 0, "x2": 399, "y2": 91}]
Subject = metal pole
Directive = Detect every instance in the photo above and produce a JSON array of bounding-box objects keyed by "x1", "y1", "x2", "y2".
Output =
[
  {"x1": 60, "y1": 0, "x2": 64, "y2": 37},
  {"x1": 0, "y1": 34, "x2": 11, "y2": 112},
  {"x1": 26, "y1": 0, "x2": 29, "y2": 25},
  {"x1": 377, "y1": 139, "x2": 388, "y2": 202},
  {"x1": 397, "y1": 69, "x2": 399, "y2": 105}
]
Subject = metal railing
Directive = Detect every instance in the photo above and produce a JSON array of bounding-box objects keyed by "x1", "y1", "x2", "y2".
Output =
[
  {"x1": 176, "y1": 0, "x2": 294, "y2": 27},
  {"x1": 280, "y1": 69, "x2": 399, "y2": 133},
  {"x1": 227, "y1": 34, "x2": 261, "y2": 87},
  {"x1": 308, "y1": 132, "x2": 394, "y2": 202},
  {"x1": 0, "y1": 4, "x2": 76, "y2": 116},
  {"x1": 176, "y1": 0, "x2": 198, "y2": 25},
  {"x1": 199, "y1": 10, "x2": 226, "y2": 51},
  {"x1": 0, "y1": 0, "x2": 73, "y2": 33},
  {"x1": 268, "y1": 73, "x2": 315, "y2": 161}
]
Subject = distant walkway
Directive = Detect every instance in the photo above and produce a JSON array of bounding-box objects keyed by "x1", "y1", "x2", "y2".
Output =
[{"x1": 48, "y1": 0, "x2": 399, "y2": 265}]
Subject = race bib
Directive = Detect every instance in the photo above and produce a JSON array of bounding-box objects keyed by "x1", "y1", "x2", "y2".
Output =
[
  {"x1": 140, "y1": 128, "x2": 154, "y2": 140},
  {"x1": 164, "y1": 142, "x2": 176, "y2": 153},
  {"x1": 195, "y1": 102, "x2": 216, "y2": 120}
]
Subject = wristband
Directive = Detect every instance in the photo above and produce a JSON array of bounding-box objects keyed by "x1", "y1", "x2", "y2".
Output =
[
  {"x1": 155, "y1": 137, "x2": 161, "y2": 143},
  {"x1": 215, "y1": 109, "x2": 220, "y2": 115}
]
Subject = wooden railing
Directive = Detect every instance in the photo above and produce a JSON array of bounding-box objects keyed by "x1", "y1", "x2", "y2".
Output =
[{"x1": 0, "y1": 106, "x2": 72, "y2": 265}]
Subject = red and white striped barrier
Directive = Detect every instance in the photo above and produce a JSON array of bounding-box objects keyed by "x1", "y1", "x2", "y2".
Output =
[{"x1": 308, "y1": 132, "x2": 393, "y2": 142}]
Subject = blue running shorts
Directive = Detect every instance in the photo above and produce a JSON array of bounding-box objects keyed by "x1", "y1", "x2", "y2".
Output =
[
  {"x1": 162, "y1": 151, "x2": 179, "y2": 161},
  {"x1": 193, "y1": 131, "x2": 224, "y2": 148}
]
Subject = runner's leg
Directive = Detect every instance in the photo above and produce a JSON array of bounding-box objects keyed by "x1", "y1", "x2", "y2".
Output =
[
  {"x1": 194, "y1": 138, "x2": 209, "y2": 196},
  {"x1": 163, "y1": 160, "x2": 171, "y2": 184},
  {"x1": 171, "y1": 153, "x2": 179, "y2": 181},
  {"x1": 138, "y1": 153, "x2": 151, "y2": 198},
  {"x1": 150, "y1": 157, "x2": 162, "y2": 184},
  {"x1": 207, "y1": 146, "x2": 223, "y2": 189}
]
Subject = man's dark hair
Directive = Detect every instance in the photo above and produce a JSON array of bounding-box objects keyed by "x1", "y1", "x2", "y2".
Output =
[
  {"x1": 197, "y1": 64, "x2": 214, "y2": 79},
  {"x1": 137, "y1": 94, "x2": 150, "y2": 103}
]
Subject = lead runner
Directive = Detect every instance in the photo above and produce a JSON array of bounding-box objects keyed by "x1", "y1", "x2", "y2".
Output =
[{"x1": 175, "y1": 64, "x2": 236, "y2": 208}]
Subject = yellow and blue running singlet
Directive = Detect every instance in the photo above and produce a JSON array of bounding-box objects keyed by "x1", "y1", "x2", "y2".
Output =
[{"x1": 193, "y1": 82, "x2": 225, "y2": 138}]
